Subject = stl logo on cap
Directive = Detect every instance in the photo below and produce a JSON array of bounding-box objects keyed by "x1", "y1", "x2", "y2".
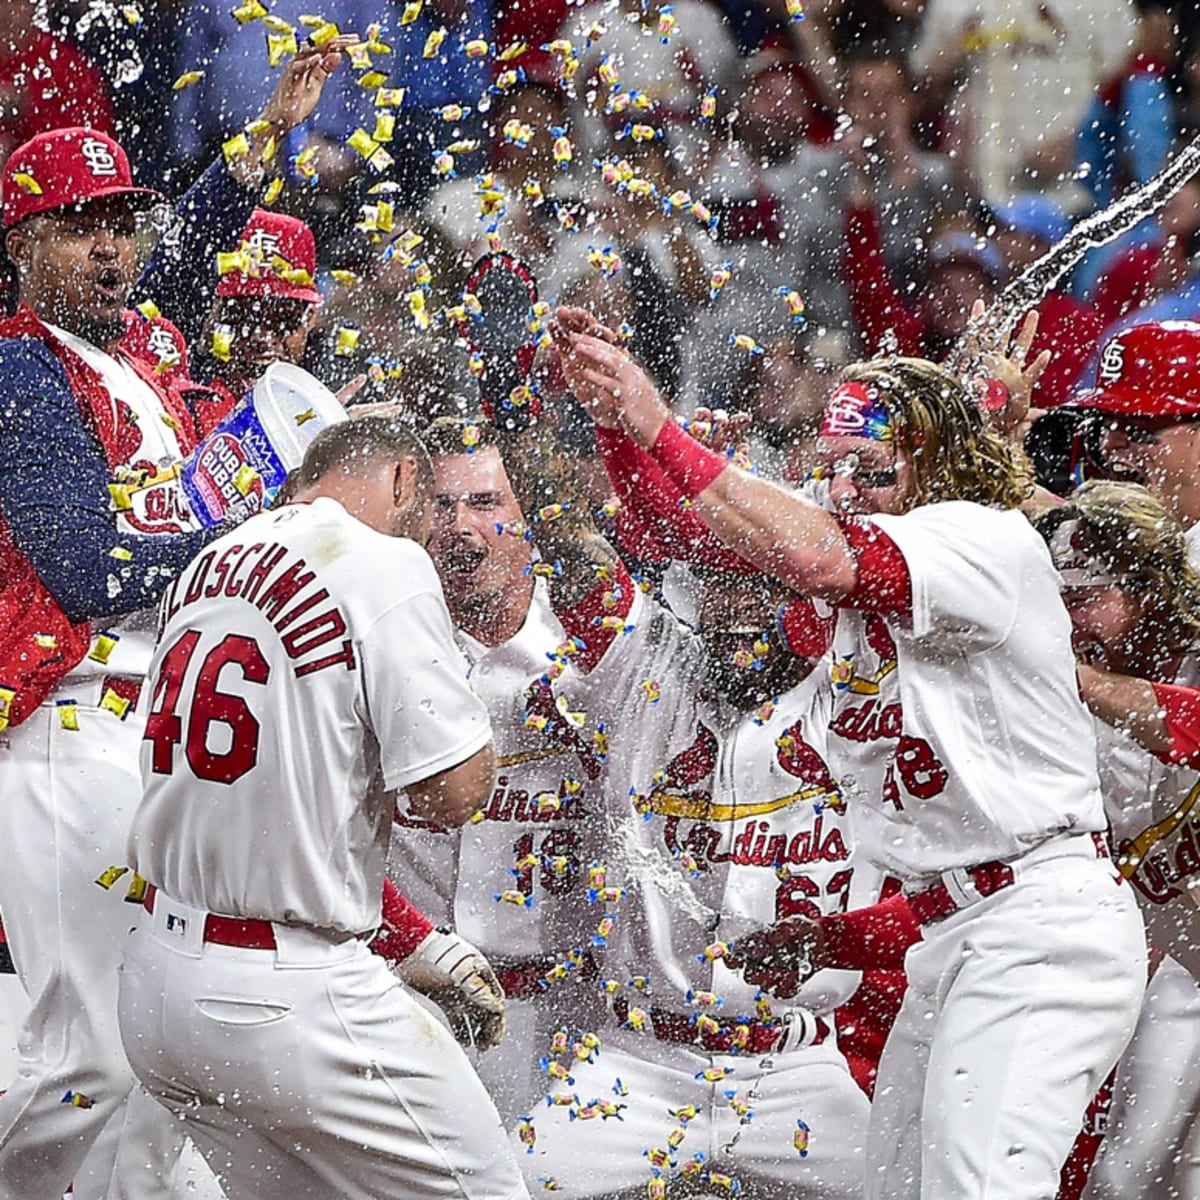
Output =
[
  {"x1": 246, "y1": 227, "x2": 282, "y2": 259},
  {"x1": 80, "y1": 137, "x2": 119, "y2": 179},
  {"x1": 1098, "y1": 337, "x2": 1125, "y2": 386}
]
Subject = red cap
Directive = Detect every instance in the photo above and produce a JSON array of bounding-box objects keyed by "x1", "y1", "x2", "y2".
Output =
[
  {"x1": 2, "y1": 127, "x2": 165, "y2": 228},
  {"x1": 1074, "y1": 321, "x2": 1200, "y2": 419},
  {"x1": 215, "y1": 210, "x2": 323, "y2": 305}
]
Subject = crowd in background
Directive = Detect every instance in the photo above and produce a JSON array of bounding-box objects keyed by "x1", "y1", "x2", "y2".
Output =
[{"x1": 8, "y1": 0, "x2": 1200, "y2": 473}]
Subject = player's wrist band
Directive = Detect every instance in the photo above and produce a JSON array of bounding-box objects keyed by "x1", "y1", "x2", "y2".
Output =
[{"x1": 650, "y1": 418, "x2": 729, "y2": 500}]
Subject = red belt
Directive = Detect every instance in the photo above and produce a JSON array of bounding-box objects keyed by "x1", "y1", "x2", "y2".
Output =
[
  {"x1": 908, "y1": 834, "x2": 1112, "y2": 928},
  {"x1": 611, "y1": 996, "x2": 827, "y2": 1055},
  {"x1": 143, "y1": 884, "x2": 277, "y2": 950},
  {"x1": 907, "y1": 861, "x2": 1015, "y2": 926}
]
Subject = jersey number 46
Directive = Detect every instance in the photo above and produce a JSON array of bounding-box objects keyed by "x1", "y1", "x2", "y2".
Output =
[{"x1": 144, "y1": 630, "x2": 270, "y2": 784}]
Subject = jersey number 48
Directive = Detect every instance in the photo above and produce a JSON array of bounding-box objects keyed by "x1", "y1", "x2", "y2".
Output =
[{"x1": 144, "y1": 629, "x2": 270, "y2": 784}]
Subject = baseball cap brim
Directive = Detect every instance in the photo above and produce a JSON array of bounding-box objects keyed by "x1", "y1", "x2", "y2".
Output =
[
  {"x1": 1071, "y1": 384, "x2": 1200, "y2": 419},
  {"x1": 215, "y1": 273, "x2": 323, "y2": 306},
  {"x1": 7, "y1": 183, "x2": 167, "y2": 227}
]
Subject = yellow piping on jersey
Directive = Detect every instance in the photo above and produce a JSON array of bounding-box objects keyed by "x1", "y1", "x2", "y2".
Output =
[
  {"x1": 644, "y1": 786, "x2": 832, "y2": 822},
  {"x1": 1117, "y1": 779, "x2": 1200, "y2": 879},
  {"x1": 497, "y1": 747, "x2": 571, "y2": 768}
]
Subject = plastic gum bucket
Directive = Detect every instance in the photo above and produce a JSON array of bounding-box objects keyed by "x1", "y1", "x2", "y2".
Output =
[{"x1": 180, "y1": 362, "x2": 347, "y2": 527}]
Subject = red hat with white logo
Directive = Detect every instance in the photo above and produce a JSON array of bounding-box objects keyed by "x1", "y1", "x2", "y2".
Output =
[
  {"x1": 1073, "y1": 321, "x2": 1200, "y2": 419},
  {"x1": 1, "y1": 127, "x2": 165, "y2": 229},
  {"x1": 215, "y1": 209, "x2": 323, "y2": 306}
]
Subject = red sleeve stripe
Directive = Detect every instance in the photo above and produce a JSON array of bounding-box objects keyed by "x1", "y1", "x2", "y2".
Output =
[
  {"x1": 1151, "y1": 681, "x2": 1200, "y2": 768},
  {"x1": 838, "y1": 518, "x2": 912, "y2": 618}
]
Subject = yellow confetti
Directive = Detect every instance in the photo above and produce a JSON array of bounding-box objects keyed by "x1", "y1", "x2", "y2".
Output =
[
  {"x1": 88, "y1": 632, "x2": 119, "y2": 665},
  {"x1": 136, "y1": 299, "x2": 161, "y2": 320},
  {"x1": 212, "y1": 324, "x2": 235, "y2": 362},
  {"x1": 335, "y1": 325, "x2": 361, "y2": 357},
  {"x1": 230, "y1": 0, "x2": 267, "y2": 22},
  {"x1": 498, "y1": 41, "x2": 527, "y2": 61},
  {"x1": 307, "y1": 20, "x2": 340, "y2": 45},
  {"x1": 222, "y1": 133, "x2": 250, "y2": 163},
  {"x1": 376, "y1": 86, "x2": 406, "y2": 107},
  {"x1": 95, "y1": 865, "x2": 129, "y2": 890},
  {"x1": 262, "y1": 15, "x2": 295, "y2": 32},
  {"x1": 465, "y1": 38, "x2": 490, "y2": 58},
  {"x1": 12, "y1": 172, "x2": 41, "y2": 196},
  {"x1": 423, "y1": 27, "x2": 446, "y2": 57},
  {"x1": 216, "y1": 249, "x2": 251, "y2": 276},
  {"x1": 373, "y1": 113, "x2": 396, "y2": 142},
  {"x1": 110, "y1": 546, "x2": 133, "y2": 561},
  {"x1": 266, "y1": 31, "x2": 298, "y2": 66},
  {"x1": 401, "y1": 0, "x2": 423, "y2": 23},
  {"x1": 0, "y1": 684, "x2": 14, "y2": 733},
  {"x1": 358, "y1": 70, "x2": 389, "y2": 90},
  {"x1": 173, "y1": 70, "x2": 205, "y2": 91},
  {"x1": 331, "y1": 269, "x2": 361, "y2": 286},
  {"x1": 232, "y1": 465, "x2": 259, "y2": 497},
  {"x1": 100, "y1": 688, "x2": 132, "y2": 721},
  {"x1": 34, "y1": 633, "x2": 57, "y2": 649},
  {"x1": 294, "y1": 408, "x2": 318, "y2": 425},
  {"x1": 263, "y1": 177, "x2": 284, "y2": 204},
  {"x1": 408, "y1": 289, "x2": 431, "y2": 330}
]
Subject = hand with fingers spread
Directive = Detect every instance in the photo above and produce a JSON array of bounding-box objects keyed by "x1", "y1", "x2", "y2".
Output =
[
  {"x1": 553, "y1": 306, "x2": 670, "y2": 443},
  {"x1": 723, "y1": 917, "x2": 828, "y2": 1000},
  {"x1": 965, "y1": 301, "x2": 1052, "y2": 438},
  {"x1": 256, "y1": 35, "x2": 359, "y2": 140}
]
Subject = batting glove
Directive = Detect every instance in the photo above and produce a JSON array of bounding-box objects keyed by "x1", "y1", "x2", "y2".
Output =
[{"x1": 398, "y1": 929, "x2": 508, "y2": 1051}]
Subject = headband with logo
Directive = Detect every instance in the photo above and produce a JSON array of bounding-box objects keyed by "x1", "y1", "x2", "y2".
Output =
[{"x1": 819, "y1": 381, "x2": 895, "y2": 442}]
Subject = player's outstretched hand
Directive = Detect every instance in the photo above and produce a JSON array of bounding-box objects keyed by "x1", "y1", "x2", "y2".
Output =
[
  {"x1": 724, "y1": 917, "x2": 827, "y2": 999},
  {"x1": 398, "y1": 929, "x2": 507, "y2": 1051}
]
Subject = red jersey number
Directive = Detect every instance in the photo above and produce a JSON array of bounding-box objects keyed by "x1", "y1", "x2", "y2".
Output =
[
  {"x1": 145, "y1": 631, "x2": 270, "y2": 785},
  {"x1": 882, "y1": 734, "x2": 949, "y2": 810}
]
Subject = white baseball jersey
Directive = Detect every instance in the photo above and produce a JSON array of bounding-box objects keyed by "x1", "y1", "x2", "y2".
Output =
[
  {"x1": 827, "y1": 502, "x2": 1106, "y2": 880},
  {"x1": 391, "y1": 579, "x2": 609, "y2": 959},
  {"x1": 391, "y1": 580, "x2": 706, "y2": 960},
  {"x1": 1095, "y1": 657, "x2": 1200, "y2": 984},
  {"x1": 128, "y1": 497, "x2": 490, "y2": 935}
]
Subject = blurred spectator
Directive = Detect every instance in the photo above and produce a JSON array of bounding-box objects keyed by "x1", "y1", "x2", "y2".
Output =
[
  {"x1": 846, "y1": 214, "x2": 1004, "y2": 360},
  {"x1": 424, "y1": 80, "x2": 575, "y2": 276},
  {"x1": 828, "y1": 0, "x2": 927, "y2": 58},
  {"x1": 739, "y1": 326, "x2": 849, "y2": 481},
  {"x1": 48, "y1": 0, "x2": 185, "y2": 188},
  {"x1": 0, "y1": 0, "x2": 115, "y2": 172},
  {"x1": 171, "y1": 0, "x2": 492, "y2": 198},
  {"x1": 566, "y1": 0, "x2": 741, "y2": 173},
  {"x1": 990, "y1": 192, "x2": 1103, "y2": 408},
  {"x1": 1089, "y1": 178, "x2": 1200, "y2": 325},
  {"x1": 1076, "y1": 0, "x2": 1179, "y2": 210},
  {"x1": 911, "y1": 0, "x2": 1137, "y2": 203}
]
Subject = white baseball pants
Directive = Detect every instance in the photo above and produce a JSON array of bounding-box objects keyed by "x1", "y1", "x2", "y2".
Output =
[
  {"x1": 118, "y1": 905, "x2": 531, "y2": 1200},
  {"x1": 865, "y1": 846, "x2": 1147, "y2": 1200},
  {"x1": 0, "y1": 699, "x2": 182, "y2": 1200},
  {"x1": 524, "y1": 1024, "x2": 868, "y2": 1198},
  {"x1": 1085, "y1": 953, "x2": 1200, "y2": 1199}
]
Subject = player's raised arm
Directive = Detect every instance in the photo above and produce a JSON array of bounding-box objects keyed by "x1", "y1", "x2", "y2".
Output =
[{"x1": 556, "y1": 311, "x2": 857, "y2": 602}]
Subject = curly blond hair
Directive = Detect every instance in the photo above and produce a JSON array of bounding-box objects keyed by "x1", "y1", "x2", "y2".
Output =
[
  {"x1": 839, "y1": 357, "x2": 1034, "y2": 510},
  {"x1": 1035, "y1": 480, "x2": 1200, "y2": 652}
]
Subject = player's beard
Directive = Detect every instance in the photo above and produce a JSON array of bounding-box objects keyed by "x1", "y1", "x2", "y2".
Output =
[{"x1": 701, "y1": 631, "x2": 809, "y2": 712}]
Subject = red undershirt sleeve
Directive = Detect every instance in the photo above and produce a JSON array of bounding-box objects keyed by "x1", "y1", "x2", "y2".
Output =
[
  {"x1": 370, "y1": 876, "x2": 436, "y2": 964},
  {"x1": 555, "y1": 559, "x2": 637, "y2": 674},
  {"x1": 837, "y1": 518, "x2": 913, "y2": 619},
  {"x1": 818, "y1": 892, "x2": 922, "y2": 971},
  {"x1": 1150, "y1": 682, "x2": 1200, "y2": 768}
]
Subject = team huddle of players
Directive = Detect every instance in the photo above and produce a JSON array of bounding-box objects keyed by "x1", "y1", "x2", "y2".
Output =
[{"x1": 2, "y1": 41, "x2": 1200, "y2": 1200}]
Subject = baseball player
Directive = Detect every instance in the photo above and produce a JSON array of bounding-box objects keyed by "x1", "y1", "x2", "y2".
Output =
[
  {"x1": 558, "y1": 309, "x2": 1147, "y2": 1200},
  {"x1": 119, "y1": 416, "x2": 529, "y2": 1200},
  {"x1": 442, "y1": 401, "x2": 877, "y2": 1197},
  {"x1": 1068, "y1": 320, "x2": 1200, "y2": 562},
  {"x1": 0, "y1": 43, "x2": 356, "y2": 1199},
  {"x1": 1037, "y1": 481, "x2": 1200, "y2": 1198}
]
